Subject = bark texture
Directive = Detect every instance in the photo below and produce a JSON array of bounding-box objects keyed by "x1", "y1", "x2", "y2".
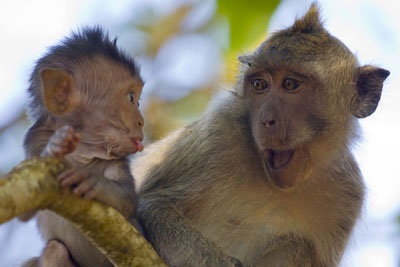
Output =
[{"x1": 0, "y1": 157, "x2": 166, "y2": 267}]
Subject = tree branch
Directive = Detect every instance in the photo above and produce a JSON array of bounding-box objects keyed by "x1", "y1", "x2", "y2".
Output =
[{"x1": 0, "y1": 157, "x2": 166, "y2": 267}]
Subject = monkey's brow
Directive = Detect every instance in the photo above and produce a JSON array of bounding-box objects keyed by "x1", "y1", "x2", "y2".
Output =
[
  {"x1": 245, "y1": 67, "x2": 308, "y2": 80},
  {"x1": 286, "y1": 71, "x2": 308, "y2": 79}
]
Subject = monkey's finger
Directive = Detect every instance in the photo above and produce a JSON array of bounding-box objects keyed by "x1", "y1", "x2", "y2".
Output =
[
  {"x1": 67, "y1": 133, "x2": 81, "y2": 152},
  {"x1": 59, "y1": 124, "x2": 74, "y2": 134},
  {"x1": 73, "y1": 181, "x2": 95, "y2": 198},
  {"x1": 82, "y1": 187, "x2": 99, "y2": 201},
  {"x1": 57, "y1": 126, "x2": 79, "y2": 145},
  {"x1": 54, "y1": 125, "x2": 74, "y2": 140},
  {"x1": 48, "y1": 135, "x2": 70, "y2": 151},
  {"x1": 50, "y1": 144, "x2": 69, "y2": 157},
  {"x1": 61, "y1": 131, "x2": 78, "y2": 145},
  {"x1": 71, "y1": 133, "x2": 81, "y2": 145},
  {"x1": 58, "y1": 170, "x2": 85, "y2": 187},
  {"x1": 51, "y1": 133, "x2": 67, "y2": 143},
  {"x1": 47, "y1": 135, "x2": 74, "y2": 156},
  {"x1": 58, "y1": 169, "x2": 76, "y2": 180}
]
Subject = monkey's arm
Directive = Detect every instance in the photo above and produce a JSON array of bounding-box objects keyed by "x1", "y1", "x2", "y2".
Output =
[
  {"x1": 139, "y1": 198, "x2": 242, "y2": 267},
  {"x1": 90, "y1": 175, "x2": 136, "y2": 219},
  {"x1": 98, "y1": 161, "x2": 137, "y2": 219}
]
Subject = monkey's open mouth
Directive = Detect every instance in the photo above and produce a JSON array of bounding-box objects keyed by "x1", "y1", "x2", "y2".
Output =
[{"x1": 264, "y1": 149, "x2": 294, "y2": 171}]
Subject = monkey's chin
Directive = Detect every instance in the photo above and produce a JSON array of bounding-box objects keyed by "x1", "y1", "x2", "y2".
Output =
[{"x1": 263, "y1": 149, "x2": 295, "y2": 172}]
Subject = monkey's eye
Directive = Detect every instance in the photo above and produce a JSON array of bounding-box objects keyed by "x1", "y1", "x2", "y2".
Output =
[
  {"x1": 251, "y1": 78, "x2": 268, "y2": 93},
  {"x1": 128, "y1": 92, "x2": 135, "y2": 104},
  {"x1": 282, "y1": 78, "x2": 302, "y2": 91}
]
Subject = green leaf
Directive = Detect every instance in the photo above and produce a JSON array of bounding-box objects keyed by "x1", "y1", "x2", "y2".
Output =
[{"x1": 217, "y1": 0, "x2": 280, "y2": 51}]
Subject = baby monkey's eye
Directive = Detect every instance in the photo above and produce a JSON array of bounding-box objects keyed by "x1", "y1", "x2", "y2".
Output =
[
  {"x1": 128, "y1": 92, "x2": 135, "y2": 104},
  {"x1": 128, "y1": 92, "x2": 140, "y2": 107},
  {"x1": 282, "y1": 78, "x2": 303, "y2": 91}
]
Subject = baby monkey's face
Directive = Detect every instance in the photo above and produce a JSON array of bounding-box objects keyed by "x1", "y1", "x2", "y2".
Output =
[{"x1": 63, "y1": 56, "x2": 145, "y2": 161}]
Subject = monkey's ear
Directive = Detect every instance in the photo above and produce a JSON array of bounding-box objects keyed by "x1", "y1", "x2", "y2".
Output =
[
  {"x1": 40, "y1": 69, "x2": 75, "y2": 116},
  {"x1": 351, "y1": 66, "x2": 390, "y2": 118},
  {"x1": 238, "y1": 55, "x2": 253, "y2": 67}
]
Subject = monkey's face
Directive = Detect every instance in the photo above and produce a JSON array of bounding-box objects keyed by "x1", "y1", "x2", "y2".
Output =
[
  {"x1": 243, "y1": 66, "x2": 328, "y2": 174},
  {"x1": 60, "y1": 57, "x2": 145, "y2": 161},
  {"x1": 235, "y1": 4, "x2": 389, "y2": 188},
  {"x1": 238, "y1": 22, "x2": 354, "y2": 182}
]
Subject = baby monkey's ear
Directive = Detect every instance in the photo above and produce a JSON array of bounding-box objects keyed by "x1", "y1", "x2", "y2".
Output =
[{"x1": 40, "y1": 69, "x2": 76, "y2": 116}]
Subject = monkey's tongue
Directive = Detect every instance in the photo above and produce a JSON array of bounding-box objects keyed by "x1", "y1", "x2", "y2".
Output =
[{"x1": 264, "y1": 150, "x2": 294, "y2": 171}]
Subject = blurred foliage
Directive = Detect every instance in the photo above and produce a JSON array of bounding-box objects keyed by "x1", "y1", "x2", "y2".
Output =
[
  {"x1": 218, "y1": 0, "x2": 280, "y2": 52},
  {"x1": 0, "y1": 114, "x2": 30, "y2": 176},
  {"x1": 144, "y1": 88, "x2": 215, "y2": 140},
  {"x1": 136, "y1": 0, "x2": 280, "y2": 141},
  {"x1": 219, "y1": 0, "x2": 280, "y2": 82},
  {"x1": 136, "y1": 6, "x2": 192, "y2": 57}
]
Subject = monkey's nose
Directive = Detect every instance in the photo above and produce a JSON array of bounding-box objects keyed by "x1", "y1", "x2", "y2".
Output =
[
  {"x1": 262, "y1": 119, "x2": 275, "y2": 127},
  {"x1": 267, "y1": 120, "x2": 275, "y2": 127},
  {"x1": 137, "y1": 114, "x2": 144, "y2": 127}
]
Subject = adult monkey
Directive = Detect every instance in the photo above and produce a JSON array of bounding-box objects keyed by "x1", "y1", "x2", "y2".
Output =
[{"x1": 132, "y1": 4, "x2": 389, "y2": 266}]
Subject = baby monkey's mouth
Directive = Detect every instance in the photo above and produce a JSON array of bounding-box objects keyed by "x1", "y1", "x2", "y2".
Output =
[{"x1": 263, "y1": 149, "x2": 295, "y2": 171}]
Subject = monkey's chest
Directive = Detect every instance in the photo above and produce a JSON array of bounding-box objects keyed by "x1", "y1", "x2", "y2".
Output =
[{"x1": 187, "y1": 183, "x2": 322, "y2": 264}]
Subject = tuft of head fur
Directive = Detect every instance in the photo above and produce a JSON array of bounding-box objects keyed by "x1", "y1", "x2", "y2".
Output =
[
  {"x1": 291, "y1": 2, "x2": 324, "y2": 34},
  {"x1": 26, "y1": 26, "x2": 141, "y2": 121}
]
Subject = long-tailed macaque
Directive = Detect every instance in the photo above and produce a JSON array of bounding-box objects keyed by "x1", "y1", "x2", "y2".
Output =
[
  {"x1": 132, "y1": 4, "x2": 390, "y2": 266},
  {"x1": 21, "y1": 27, "x2": 145, "y2": 267}
]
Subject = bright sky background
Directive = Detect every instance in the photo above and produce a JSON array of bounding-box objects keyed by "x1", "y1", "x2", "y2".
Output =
[{"x1": 0, "y1": 0, "x2": 399, "y2": 266}]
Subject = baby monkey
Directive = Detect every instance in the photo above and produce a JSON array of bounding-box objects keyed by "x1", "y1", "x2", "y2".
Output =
[{"x1": 21, "y1": 27, "x2": 144, "y2": 267}]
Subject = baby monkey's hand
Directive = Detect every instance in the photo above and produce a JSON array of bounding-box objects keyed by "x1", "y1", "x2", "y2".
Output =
[{"x1": 41, "y1": 125, "x2": 81, "y2": 158}]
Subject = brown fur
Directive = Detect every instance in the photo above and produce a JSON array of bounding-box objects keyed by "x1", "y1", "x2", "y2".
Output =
[
  {"x1": 132, "y1": 3, "x2": 389, "y2": 267},
  {"x1": 21, "y1": 27, "x2": 144, "y2": 267}
]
